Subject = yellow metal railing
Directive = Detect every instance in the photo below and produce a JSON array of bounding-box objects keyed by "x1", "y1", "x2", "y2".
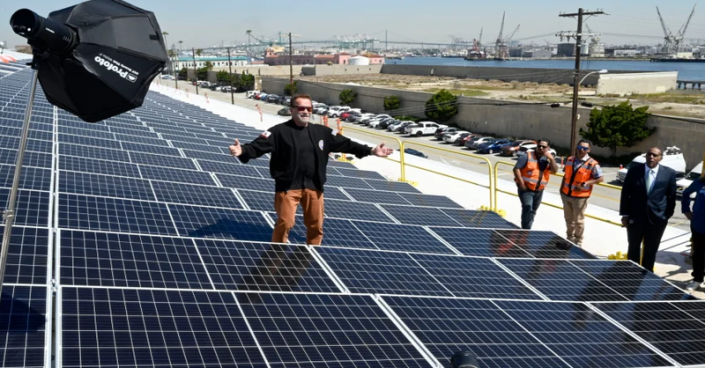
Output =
[{"x1": 337, "y1": 126, "x2": 405, "y2": 182}]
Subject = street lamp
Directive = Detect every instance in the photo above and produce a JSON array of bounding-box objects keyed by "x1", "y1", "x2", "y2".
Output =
[{"x1": 569, "y1": 69, "x2": 607, "y2": 155}]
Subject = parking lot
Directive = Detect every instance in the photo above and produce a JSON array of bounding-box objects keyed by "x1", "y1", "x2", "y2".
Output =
[{"x1": 156, "y1": 79, "x2": 691, "y2": 233}]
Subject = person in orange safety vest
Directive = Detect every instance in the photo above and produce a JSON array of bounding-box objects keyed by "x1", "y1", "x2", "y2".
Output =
[
  {"x1": 560, "y1": 140, "x2": 604, "y2": 246},
  {"x1": 513, "y1": 139, "x2": 559, "y2": 229}
]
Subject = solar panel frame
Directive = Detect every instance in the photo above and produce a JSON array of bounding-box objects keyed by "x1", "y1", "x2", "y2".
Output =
[
  {"x1": 0, "y1": 285, "x2": 51, "y2": 368},
  {"x1": 138, "y1": 165, "x2": 217, "y2": 186},
  {"x1": 127, "y1": 151, "x2": 198, "y2": 170},
  {"x1": 58, "y1": 171, "x2": 155, "y2": 201},
  {"x1": 150, "y1": 181, "x2": 243, "y2": 209},
  {"x1": 59, "y1": 156, "x2": 142, "y2": 179},
  {"x1": 168, "y1": 204, "x2": 274, "y2": 241}
]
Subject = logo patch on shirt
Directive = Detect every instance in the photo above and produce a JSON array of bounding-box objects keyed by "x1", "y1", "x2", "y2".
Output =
[
  {"x1": 259, "y1": 130, "x2": 271, "y2": 138},
  {"x1": 318, "y1": 140, "x2": 324, "y2": 151}
]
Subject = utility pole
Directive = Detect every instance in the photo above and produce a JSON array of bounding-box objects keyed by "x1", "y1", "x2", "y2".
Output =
[
  {"x1": 289, "y1": 32, "x2": 293, "y2": 86},
  {"x1": 385, "y1": 30, "x2": 388, "y2": 52},
  {"x1": 192, "y1": 47, "x2": 199, "y2": 95},
  {"x1": 558, "y1": 8, "x2": 605, "y2": 156},
  {"x1": 227, "y1": 46, "x2": 234, "y2": 104}
]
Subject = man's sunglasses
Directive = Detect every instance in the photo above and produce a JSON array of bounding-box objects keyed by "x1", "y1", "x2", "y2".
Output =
[
  {"x1": 577, "y1": 146, "x2": 589, "y2": 151},
  {"x1": 293, "y1": 106, "x2": 313, "y2": 112},
  {"x1": 537, "y1": 145, "x2": 548, "y2": 149}
]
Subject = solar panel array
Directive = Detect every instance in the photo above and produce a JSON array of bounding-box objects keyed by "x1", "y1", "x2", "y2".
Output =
[{"x1": 0, "y1": 66, "x2": 702, "y2": 368}]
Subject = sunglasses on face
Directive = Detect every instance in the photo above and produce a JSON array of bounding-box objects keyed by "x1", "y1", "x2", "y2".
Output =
[
  {"x1": 577, "y1": 146, "x2": 589, "y2": 151},
  {"x1": 537, "y1": 145, "x2": 547, "y2": 149},
  {"x1": 293, "y1": 106, "x2": 313, "y2": 112}
]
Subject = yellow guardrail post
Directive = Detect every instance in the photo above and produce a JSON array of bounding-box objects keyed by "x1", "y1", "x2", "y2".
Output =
[
  {"x1": 338, "y1": 126, "x2": 406, "y2": 182},
  {"x1": 401, "y1": 140, "x2": 495, "y2": 212}
]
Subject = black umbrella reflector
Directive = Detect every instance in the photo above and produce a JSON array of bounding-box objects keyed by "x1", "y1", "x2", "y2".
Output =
[{"x1": 10, "y1": 0, "x2": 168, "y2": 122}]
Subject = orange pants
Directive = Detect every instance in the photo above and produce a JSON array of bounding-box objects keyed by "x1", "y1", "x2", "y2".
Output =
[{"x1": 272, "y1": 189, "x2": 324, "y2": 245}]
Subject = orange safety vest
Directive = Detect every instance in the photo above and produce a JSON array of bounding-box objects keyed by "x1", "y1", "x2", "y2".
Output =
[
  {"x1": 561, "y1": 156, "x2": 597, "y2": 197},
  {"x1": 518, "y1": 151, "x2": 550, "y2": 191}
]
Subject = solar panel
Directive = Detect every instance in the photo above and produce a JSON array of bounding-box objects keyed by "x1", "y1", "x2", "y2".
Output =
[
  {"x1": 138, "y1": 165, "x2": 217, "y2": 186},
  {"x1": 334, "y1": 167, "x2": 386, "y2": 180},
  {"x1": 351, "y1": 220, "x2": 457, "y2": 254},
  {"x1": 59, "y1": 287, "x2": 268, "y2": 368},
  {"x1": 59, "y1": 230, "x2": 212, "y2": 289},
  {"x1": 59, "y1": 171, "x2": 155, "y2": 201},
  {"x1": 365, "y1": 179, "x2": 421, "y2": 193},
  {"x1": 128, "y1": 151, "x2": 197, "y2": 170},
  {"x1": 168, "y1": 205, "x2": 273, "y2": 241},
  {"x1": 0, "y1": 165, "x2": 52, "y2": 191},
  {"x1": 325, "y1": 199, "x2": 394, "y2": 222},
  {"x1": 58, "y1": 194, "x2": 178, "y2": 236},
  {"x1": 494, "y1": 230, "x2": 595, "y2": 259},
  {"x1": 236, "y1": 189, "x2": 284, "y2": 213},
  {"x1": 58, "y1": 133, "x2": 122, "y2": 149},
  {"x1": 195, "y1": 240, "x2": 341, "y2": 292},
  {"x1": 236, "y1": 292, "x2": 433, "y2": 367},
  {"x1": 0, "y1": 226, "x2": 49, "y2": 284},
  {"x1": 0, "y1": 149, "x2": 52, "y2": 168},
  {"x1": 324, "y1": 175, "x2": 373, "y2": 190},
  {"x1": 380, "y1": 205, "x2": 458, "y2": 226},
  {"x1": 428, "y1": 227, "x2": 534, "y2": 258},
  {"x1": 283, "y1": 217, "x2": 377, "y2": 248},
  {"x1": 216, "y1": 173, "x2": 274, "y2": 192},
  {"x1": 59, "y1": 156, "x2": 142, "y2": 178},
  {"x1": 0, "y1": 189, "x2": 50, "y2": 227},
  {"x1": 199, "y1": 160, "x2": 263, "y2": 178},
  {"x1": 151, "y1": 181, "x2": 243, "y2": 208},
  {"x1": 0, "y1": 285, "x2": 49, "y2": 368},
  {"x1": 120, "y1": 141, "x2": 181, "y2": 156},
  {"x1": 59, "y1": 143, "x2": 132, "y2": 162},
  {"x1": 402, "y1": 193, "x2": 463, "y2": 208},
  {"x1": 441, "y1": 208, "x2": 519, "y2": 229},
  {"x1": 343, "y1": 188, "x2": 410, "y2": 205}
]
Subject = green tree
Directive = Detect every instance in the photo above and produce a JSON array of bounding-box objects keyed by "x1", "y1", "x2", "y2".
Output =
[
  {"x1": 196, "y1": 49, "x2": 203, "y2": 56},
  {"x1": 178, "y1": 67, "x2": 187, "y2": 79},
  {"x1": 339, "y1": 89, "x2": 357, "y2": 105},
  {"x1": 196, "y1": 67, "x2": 208, "y2": 81},
  {"x1": 424, "y1": 89, "x2": 458, "y2": 122},
  {"x1": 579, "y1": 101, "x2": 655, "y2": 157},
  {"x1": 384, "y1": 95, "x2": 400, "y2": 111},
  {"x1": 284, "y1": 81, "x2": 297, "y2": 96},
  {"x1": 238, "y1": 72, "x2": 255, "y2": 91},
  {"x1": 216, "y1": 71, "x2": 230, "y2": 82},
  {"x1": 205, "y1": 61, "x2": 214, "y2": 71}
]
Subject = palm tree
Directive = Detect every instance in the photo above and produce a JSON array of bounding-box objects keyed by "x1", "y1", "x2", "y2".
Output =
[{"x1": 196, "y1": 49, "x2": 203, "y2": 57}]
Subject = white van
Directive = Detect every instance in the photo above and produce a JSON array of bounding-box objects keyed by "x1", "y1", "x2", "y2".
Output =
[
  {"x1": 616, "y1": 146, "x2": 687, "y2": 183},
  {"x1": 677, "y1": 161, "x2": 703, "y2": 197}
]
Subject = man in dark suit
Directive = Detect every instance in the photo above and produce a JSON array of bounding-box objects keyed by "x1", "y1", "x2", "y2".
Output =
[{"x1": 619, "y1": 147, "x2": 677, "y2": 272}]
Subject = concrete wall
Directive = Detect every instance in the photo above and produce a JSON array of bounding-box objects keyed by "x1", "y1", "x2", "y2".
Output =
[
  {"x1": 301, "y1": 64, "x2": 384, "y2": 76},
  {"x1": 596, "y1": 72, "x2": 678, "y2": 95},
  {"x1": 262, "y1": 77, "x2": 705, "y2": 167},
  {"x1": 186, "y1": 65, "x2": 305, "y2": 80}
]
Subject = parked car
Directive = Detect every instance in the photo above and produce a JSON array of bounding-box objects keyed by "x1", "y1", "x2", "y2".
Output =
[
  {"x1": 390, "y1": 121, "x2": 413, "y2": 133},
  {"x1": 378, "y1": 119, "x2": 399, "y2": 130},
  {"x1": 277, "y1": 107, "x2": 292, "y2": 116},
  {"x1": 161, "y1": 75, "x2": 175, "y2": 80},
  {"x1": 370, "y1": 118, "x2": 395, "y2": 129},
  {"x1": 265, "y1": 94, "x2": 280, "y2": 103},
  {"x1": 435, "y1": 127, "x2": 459, "y2": 140},
  {"x1": 407, "y1": 121, "x2": 441, "y2": 136},
  {"x1": 355, "y1": 113, "x2": 375, "y2": 123},
  {"x1": 364, "y1": 114, "x2": 392, "y2": 126},
  {"x1": 500, "y1": 140, "x2": 536, "y2": 157},
  {"x1": 327, "y1": 106, "x2": 350, "y2": 117},
  {"x1": 246, "y1": 90, "x2": 260, "y2": 98},
  {"x1": 458, "y1": 133, "x2": 479, "y2": 147},
  {"x1": 344, "y1": 112, "x2": 361, "y2": 122},
  {"x1": 403, "y1": 148, "x2": 428, "y2": 158},
  {"x1": 617, "y1": 146, "x2": 687, "y2": 182},
  {"x1": 465, "y1": 136, "x2": 494, "y2": 150},
  {"x1": 677, "y1": 161, "x2": 703, "y2": 197},
  {"x1": 477, "y1": 138, "x2": 512, "y2": 154},
  {"x1": 516, "y1": 144, "x2": 557, "y2": 158},
  {"x1": 313, "y1": 103, "x2": 328, "y2": 114},
  {"x1": 256, "y1": 93, "x2": 267, "y2": 101},
  {"x1": 443, "y1": 131, "x2": 471, "y2": 144}
]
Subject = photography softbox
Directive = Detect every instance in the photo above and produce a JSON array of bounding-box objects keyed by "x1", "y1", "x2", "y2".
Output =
[{"x1": 12, "y1": 0, "x2": 168, "y2": 122}]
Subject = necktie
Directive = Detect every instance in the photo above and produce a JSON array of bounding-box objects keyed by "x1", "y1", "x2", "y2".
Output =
[{"x1": 646, "y1": 169, "x2": 655, "y2": 195}]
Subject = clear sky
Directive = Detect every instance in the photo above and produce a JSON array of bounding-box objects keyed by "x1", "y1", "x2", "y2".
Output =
[{"x1": 2, "y1": 0, "x2": 705, "y2": 49}]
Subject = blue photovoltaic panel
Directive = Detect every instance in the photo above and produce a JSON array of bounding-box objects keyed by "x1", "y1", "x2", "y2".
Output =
[
  {"x1": 342, "y1": 188, "x2": 410, "y2": 205},
  {"x1": 365, "y1": 179, "x2": 421, "y2": 193},
  {"x1": 0, "y1": 226, "x2": 49, "y2": 284},
  {"x1": 494, "y1": 230, "x2": 595, "y2": 259},
  {"x1": 0, "y1": 136, "x2": 52, "y2": 153},
  {"x1": 59, "y1": 171, "x2": 155, "y2": 201},
  {"x1": 199, "y1": 160, "x2": 263, "y2": 178},
  {"x1": 495, "y1": 300, "x2": 675, "y2": 368},
  {"x1": 60, "y1": 230, "x2": 212, "y2": 289},
  {"x1": 58, "y1": 134, "x2": 122, "y2": 149},
  {"x1": 441, "y1": 208, "x2": 519, "y2": 229},
  {"x1": 410, "y1": 253, "x2": 543, "y2": 300},
  {"x1": 0, "y1": 189, "x2": 49, "y2": 227},
  {"x1": 236, "y1": 157, "x2": 271, "y2": 168},
  {"x1": 236, "y1": 189, "x2": 284, "y2": 213},
  {"x1": 168, "y1": 140, "x2": 221, "y2": 153},
  {"x1": 324, "y1": 175, "x2": 373, "y2": 190},
  {"x1": 596, "y1": 301, "x2": 705, "y2": 367},
  {"x1": 0, "y1": 285, "x2": 48, "y2": 368},
  {"x1": 182, "y1": 150, "x2": 237, "y2": 164},
  {"x1": 120, "y1": 141, "x2": 181, "y2": 156},
  {"x1": 0, "y1": 149, "x2": 52, "y2": 168},
  {"x1": 380, "y1": 205, "x2": 458, "y2": 227},
  {"x1": 59, "y1": 126, "x2": 115, "y2": 140},
  {"x1": 168, "y1": 204, "x2": 273, "y2": 241},
  {"x1": 325, "y1": 199, "x2": 393, "y2": 222},
  {"x1": 326, "y1": 160, "x2": 356, "y2": 169},
  {"x1": 128, "y1": 151, "x2": 198, "y2": 170},
  {"x1": 335, "y1": 167, "x2": 386, "y2": 180},
  {"x1": 195, "y1": 240, "x2": 340, "y2": 292},
  {"x1": 315, "y1": 246, "x2": 453, "y2": 296},
  {"x1": 59, "y1": 143, "x2": 132, "y2": 162},
  {"x1": 429, "y1": 227, "x2": 533, "y2": 258},
  {"x1": 60, "y1": 287, "x2": 268, "y2": 368},
  {"x1": 112, "y1": 133, "x2": 168, "y2": 147},
  {"x1": 139, "y1": 165, "x2": 216, "y2": 185},
  {"x1": 569, "y1": 260, "x2": 688, "y2": 301},
  {"x1": 0, "y1": 165, "x2": 52, "y2": 191},
  {"x1": 382, "y1": 296, "x2": 574, "y2": 368},
  {"x1": 236, "y1": 292, "x2": 431, "y2": 367},
  {"x1": 151, "y1": 181, "x2": 243, "y2": 209},
  {"x1": 402, "y1": 193, "x2": 463, "y2": 208},
  {"x1": 351, "y1": 220, "x2": 456, "y2": 254},
  {"x1": 216, "y1": 173, "x2": 274, "y2": 192},
  {"x1": 58, "y1": 194, "x2": 178, "y2": 236},
  {"x1": 284, "y1": 217, "x2": 377, "y2": 249},
  {"x1": 59, "y1": 156, "x2": 142, "y2": 178}
]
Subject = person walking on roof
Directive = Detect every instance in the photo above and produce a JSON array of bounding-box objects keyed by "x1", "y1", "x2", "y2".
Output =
[
  {"x1": 513, "y1": 138, "x2": 559, "y2": 230},
  {"x1": 619, "y1": 147, "x2": 677, "y2": 272},
  {"x1": 229, "y1": 94, "x2": 393, "y2": 245},
  {"x1": 560, "y1": 140, "x2": 604, "y2": 246},
  {"x1": 681, "y1": 176, "x2": 705, "y2": 291}
]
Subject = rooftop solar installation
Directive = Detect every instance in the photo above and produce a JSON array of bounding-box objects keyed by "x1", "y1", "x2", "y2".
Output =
[{"x1": 0, "y1": 67, "x2": 699, "y2": 367}]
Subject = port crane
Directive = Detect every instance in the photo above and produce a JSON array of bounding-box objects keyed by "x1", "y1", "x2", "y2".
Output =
[{"x1": 656, "y1": 4, "x2": 696, "y2": 57}]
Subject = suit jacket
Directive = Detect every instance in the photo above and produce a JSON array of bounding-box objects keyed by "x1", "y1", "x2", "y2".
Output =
[{"x1": 619, "y1": 164, "x2": 677, "y2": 225}]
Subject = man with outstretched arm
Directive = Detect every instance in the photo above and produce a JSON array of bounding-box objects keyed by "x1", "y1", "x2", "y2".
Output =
[{"x1": 229, "y1": 94, "x2": 393, "y2": 245}]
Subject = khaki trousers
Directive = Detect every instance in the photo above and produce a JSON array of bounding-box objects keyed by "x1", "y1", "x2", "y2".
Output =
[
  {"x1": 272, "y1": 189, "x2": 324, "y2": 245},
  {"x1": 561, "y1": 193, "x2": 589, "y2": 244}
]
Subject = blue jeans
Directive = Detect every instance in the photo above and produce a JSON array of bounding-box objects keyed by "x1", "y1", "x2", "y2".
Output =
[{"x1": 518, "y1": 189, "x2": 544, "y2": 229}]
